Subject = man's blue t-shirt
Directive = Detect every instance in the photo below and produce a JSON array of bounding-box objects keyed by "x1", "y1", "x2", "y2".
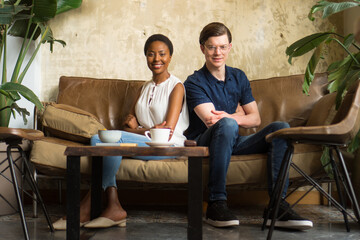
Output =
[{"x1": 184, "y1": 64, "x2": 255, "y2": 140}]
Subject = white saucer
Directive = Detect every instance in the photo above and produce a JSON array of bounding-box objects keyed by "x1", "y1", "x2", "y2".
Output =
[
  {"x1": 145, "y1": 142, "x2": 174, "y2": 147},
  {"x1": 96, "y1": 143, "x2": 121, "y2": 146}
]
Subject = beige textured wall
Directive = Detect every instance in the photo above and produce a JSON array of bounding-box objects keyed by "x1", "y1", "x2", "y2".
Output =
[{"x1": 40, "y1": 0, "x2": 344, "y2": 101}]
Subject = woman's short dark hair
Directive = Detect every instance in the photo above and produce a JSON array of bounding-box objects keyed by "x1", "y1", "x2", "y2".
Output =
[
  {"x1": 199, "y1": 22, "x2": 232, "y2": 45},
  {"x1": 144, "y1": 34, "x2": 174, "y2": 56}
]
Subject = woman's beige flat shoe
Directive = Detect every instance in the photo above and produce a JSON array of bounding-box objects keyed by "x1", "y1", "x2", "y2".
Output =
[
  {"x1": 84, "y1": 217, "x2": 127, "y2": 228},
  {"x1": 52, "y1": 218, "x2": 89, "y2": 230}
]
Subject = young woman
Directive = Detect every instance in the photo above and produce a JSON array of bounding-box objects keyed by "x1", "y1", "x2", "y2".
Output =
[{"x1": 53, "y1": 34, "x2": 189, "y2": 230}]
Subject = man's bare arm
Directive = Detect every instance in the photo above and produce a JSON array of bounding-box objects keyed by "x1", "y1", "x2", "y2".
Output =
[{"x1": 194, "y1": 101, "x2": 260, "y2": 128}]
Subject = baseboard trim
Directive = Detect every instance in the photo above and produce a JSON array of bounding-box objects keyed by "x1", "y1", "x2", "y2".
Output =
[{"x1": 26, "y1": 189, "x2": 325, "y2": 207}]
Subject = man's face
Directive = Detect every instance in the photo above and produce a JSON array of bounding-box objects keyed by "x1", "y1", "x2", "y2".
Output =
[{"x1": 201, "y1": 34, "x2": 232, "y2": 69}]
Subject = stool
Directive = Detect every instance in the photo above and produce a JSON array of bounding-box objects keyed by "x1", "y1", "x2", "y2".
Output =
[{"x1": 0, "y1": 127, "x2": 54, "y2": 239}]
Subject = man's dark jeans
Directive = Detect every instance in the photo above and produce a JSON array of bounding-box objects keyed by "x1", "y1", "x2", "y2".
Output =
[{"x1": 195, "y1": 118, "x2": 290, "y2": 201}]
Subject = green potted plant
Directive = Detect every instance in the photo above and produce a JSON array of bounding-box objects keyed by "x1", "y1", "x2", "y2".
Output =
[
  {"x1": 286, "y1": 0, "x2": 360, "y2": 152},
  {"x1": 0, "y1": 0, "x2": 82, "y2": 127},
  {"x1": 286, "y1": 1, "x2": 360, "y2": 198}
]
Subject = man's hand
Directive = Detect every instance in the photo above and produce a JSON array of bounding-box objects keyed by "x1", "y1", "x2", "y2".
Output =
[{"x1": 205, "y1": 110, "x2": 230, "y2": 127}]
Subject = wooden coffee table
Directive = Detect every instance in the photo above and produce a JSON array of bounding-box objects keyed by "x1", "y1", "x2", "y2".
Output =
[{"x1": 64, "y1": 145, "x2": 209, "y2": 240}]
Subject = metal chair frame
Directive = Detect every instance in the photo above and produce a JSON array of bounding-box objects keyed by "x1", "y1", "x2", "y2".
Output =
[{"x1": 263, "y1": 141, "x2": 360, "y2": 240}]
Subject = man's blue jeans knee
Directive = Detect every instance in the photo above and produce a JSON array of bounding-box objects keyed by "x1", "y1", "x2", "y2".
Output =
[{"x1": 196, "y1": 119, "x2": 290, "y2": 202}]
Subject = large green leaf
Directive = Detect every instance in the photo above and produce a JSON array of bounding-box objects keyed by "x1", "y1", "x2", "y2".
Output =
[
  {"x1": 1, "y1": 0, "x2": 82, "y2": 126},
  {"x1": 328, "y1": 52, "x2": 360, "y2": 90},
  {"x1": 308, "y1": 0, "x2": 360, "y2": 21},
  {"x1": 56, "y1": 0, "x2": 82, "y2": 15},
  {"x1": 343, "y1": 34, "x2": 355, "y2": 49},
  {"x1": 10, "y1": 102, "x2": 31, "y2": 125},
  {"x1": 0, "y1": 3, "x2": 31, "y2": 24},
  {"x1": 303, "y1": 43, "x2": 324, "y2": 94},
  {"x1": 328, "y1": 55, "x2": 353, "y2": 92},
  {"x1": 8, "y1": 19, "x2": 41, "y2": 39},
  {"x1": 348, "y1": 129, "x2": 360, "y2": 153},
  {"x1": 8, "y1": 0, "x2": 81, "y2": 39},
  {"x1": 0, "y1": 82, "x2": 43, "y2": 110},
  {"x1": 327, "y1": 57, "x2": 347, "y2": 73},
  {"x1": 334, "y1": 67, "x2": 360, "y2": 109},
  {"x1": 32, "y1": 0, "x2": 57, "y2": 23},
  {"x1": 286, "y1": 32, "x2": 331, "y2": 64},
  {"x1": 37, "y1": 22, "x2": 65, "y2": 52},
  {"x1": 0, "y1": 82, "x2": 42, "y2": 125}
]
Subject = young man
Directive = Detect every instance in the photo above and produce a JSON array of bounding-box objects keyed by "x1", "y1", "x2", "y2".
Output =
[{"x1": 184, "y1": 22, "x2": 313, "y2": 229}]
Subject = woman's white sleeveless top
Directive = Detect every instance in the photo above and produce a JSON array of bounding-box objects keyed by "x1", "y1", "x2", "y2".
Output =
[{"x1": 135, "y1": 75, "x2": 189, "y2": 146}]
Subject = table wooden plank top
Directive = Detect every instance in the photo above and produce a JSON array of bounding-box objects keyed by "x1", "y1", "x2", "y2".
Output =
[{"x1": 64, "y1": 146, "x2": 209, "y2": 157}]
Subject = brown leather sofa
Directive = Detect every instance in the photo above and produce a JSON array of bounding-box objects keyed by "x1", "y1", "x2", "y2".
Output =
[{"x1": 30, "y1": 73, "x2": 336, "y2": 189}]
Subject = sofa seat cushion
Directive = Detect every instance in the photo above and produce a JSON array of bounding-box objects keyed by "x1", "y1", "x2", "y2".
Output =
[
  {"x1": 30, "y1": 137, "x2": 91, "y2": 175},
  {"x1": 30, "y1": 137, "x2": 324, "y2": 186},
  {"x1": 117, "y1": 157, "x2": 189, "y2": 183}
]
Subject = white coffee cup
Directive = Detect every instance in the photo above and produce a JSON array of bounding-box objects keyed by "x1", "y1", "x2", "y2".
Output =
[{"x1": 144, "y1": 128, "x2": 170, "y2": 143}]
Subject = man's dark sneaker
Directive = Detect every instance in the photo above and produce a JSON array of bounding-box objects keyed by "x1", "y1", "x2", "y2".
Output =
[
  {"x1": 264, "y1": 200, "x2": 313, "y2": 230},
  {"x1": 205, "y1": 200, "x2": 239, "y2": 227}
]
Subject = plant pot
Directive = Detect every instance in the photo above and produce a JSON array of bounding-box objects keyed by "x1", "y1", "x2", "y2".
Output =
[{"x1": 0, "y1": 141, "x2": 29, "y2": 216}]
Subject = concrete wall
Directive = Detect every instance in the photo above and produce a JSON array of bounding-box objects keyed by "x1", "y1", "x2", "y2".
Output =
[{"x1": 40, "y1": 0, "x2": 344, "y2": 101}]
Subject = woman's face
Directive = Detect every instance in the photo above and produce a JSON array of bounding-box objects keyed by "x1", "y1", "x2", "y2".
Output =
[{"x1": 146, "y1": 41, "x2": 172, "y2": 76}]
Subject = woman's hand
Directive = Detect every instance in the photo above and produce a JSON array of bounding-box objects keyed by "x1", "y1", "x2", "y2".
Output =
[
  {"x1": 153, "y1": 121, "x2": 166, "y2": 129},
  {"x1": 124, "y1": 114, "x2": 139, "y2": 129},
  {"x1": 153, "y1": 121, "x2": 174, "y2": 140}
]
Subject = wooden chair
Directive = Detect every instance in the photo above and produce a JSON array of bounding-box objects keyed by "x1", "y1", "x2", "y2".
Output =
[
  {"x1": 262, "y1": 80, "x2": 360, "y2": 240},
  {"x1": 0, "y1": 127, "x2": 54, "y2": 239}
]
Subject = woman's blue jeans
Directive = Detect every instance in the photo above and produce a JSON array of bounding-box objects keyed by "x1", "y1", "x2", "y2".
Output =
[
  {"x1": 91, "y1": 131, "x2": 176, "y2": 190},
  {"x1": 195, "y1": 118, "x2": 290, "y2": 202}
]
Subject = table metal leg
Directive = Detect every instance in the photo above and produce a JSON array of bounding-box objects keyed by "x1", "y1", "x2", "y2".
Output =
[
  {"x1": 188, "y1": 156, "x2": 203, "y2": 240},
  {"x1": 91, "y1": 156, "x2": 103, "y2": 219},
  {"x1": 66, "y1": 156, "x2": 80, "y2": 240}
]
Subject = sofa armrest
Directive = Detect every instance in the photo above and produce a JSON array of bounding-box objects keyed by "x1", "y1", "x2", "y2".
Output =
[
  {"x1": 184, "y1": 140, "x2": 197, "y2": 147},
  {"x1": 33, "y1": 101, "x2": 55, "y2": 131}
]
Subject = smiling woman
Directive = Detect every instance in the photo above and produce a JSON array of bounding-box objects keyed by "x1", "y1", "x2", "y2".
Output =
[{"x1": 52, "y1": 33, "x2": 190, "y2": 230}]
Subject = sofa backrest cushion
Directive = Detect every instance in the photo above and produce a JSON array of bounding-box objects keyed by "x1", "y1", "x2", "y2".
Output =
[
  {"x1": 239, "y1": 73, "x2": 329, "y2": 136},
  {"x1": 42, "y1": 103, "x2": 106, "y2": 143},
  {"x1": 57, "y1": 76, "x2": 146, "y2": 130},
  {"x1": 56, "y1": 73, "x2": 328, "y2": 134}
]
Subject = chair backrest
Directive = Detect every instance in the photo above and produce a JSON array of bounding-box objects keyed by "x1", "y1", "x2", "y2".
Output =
[
  {"x1": 265, "y1": 80, "x2": 360, "y2": 145},
  {"x1": 328, "y1": 80, "x2": 360, "y2": 144}
]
